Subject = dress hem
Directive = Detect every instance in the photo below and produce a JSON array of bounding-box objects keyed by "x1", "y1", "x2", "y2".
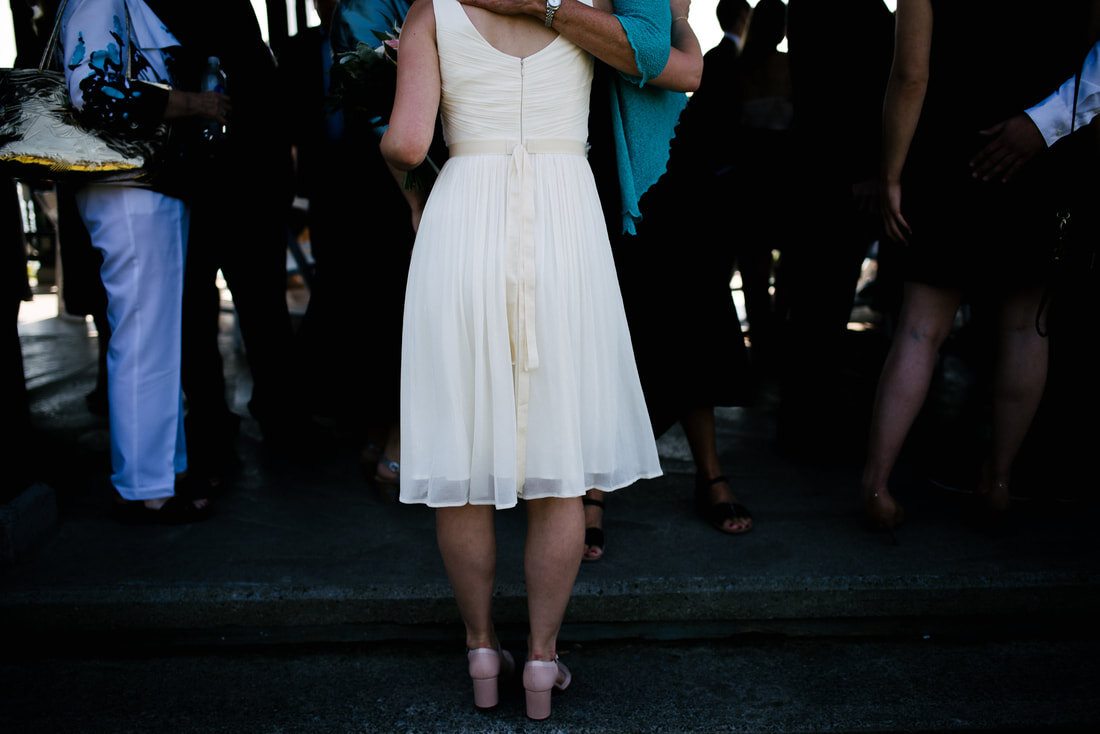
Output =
[{"x1": 399, "y1": 469, "x2": 664, "y2": 509}]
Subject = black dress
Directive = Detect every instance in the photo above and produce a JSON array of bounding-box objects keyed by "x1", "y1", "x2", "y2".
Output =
[
  {"x1": 902, "y1": 1, "x2": 1094, "y2": 291},
  {"x1": 592, "y1": 64, "x2": 754, "y2": 439}
]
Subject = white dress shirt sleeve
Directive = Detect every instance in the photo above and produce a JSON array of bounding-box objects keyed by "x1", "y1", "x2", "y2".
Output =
[{"x1": 1025, "y1": 41, "x2": 1100, "y2": 147}]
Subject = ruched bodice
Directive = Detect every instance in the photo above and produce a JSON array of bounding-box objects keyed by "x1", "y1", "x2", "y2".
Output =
[{"x1": 435, "y1": 0, "x2": 593, "y2": 149}]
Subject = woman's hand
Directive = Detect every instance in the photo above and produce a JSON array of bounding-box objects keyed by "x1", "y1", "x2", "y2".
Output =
[
  {"x1": 881, "y1": 181, "x2": 911, "y2": 245},
  {"x1": 164, "y1": 90, "x2": 232, "y2": 124}
]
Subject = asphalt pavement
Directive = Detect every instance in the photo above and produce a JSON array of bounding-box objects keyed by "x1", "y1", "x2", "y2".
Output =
[{"x1": 4, "y1": 291, "x2": 1099, "y2": 732}]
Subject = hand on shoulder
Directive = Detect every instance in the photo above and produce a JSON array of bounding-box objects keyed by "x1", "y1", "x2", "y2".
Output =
[{"x1": 458, "y1": 0, "x2": 544, "y2": 20}]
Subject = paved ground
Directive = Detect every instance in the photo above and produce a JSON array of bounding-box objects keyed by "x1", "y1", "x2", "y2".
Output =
[
  {"x1": 4, "y1": 290, "x2": 1100, "y2": 731},
  {"x1": 4, "y1": 634, "x2": 1099, "y2": 732}
]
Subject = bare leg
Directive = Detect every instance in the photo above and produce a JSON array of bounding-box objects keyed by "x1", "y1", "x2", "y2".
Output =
[
  {"x1": 582, "y1": 488, "x2": 605, "y2": 561},
  {"x1": 982, "y1": 285, "x2": 1050, "y2": 509},
  {"x1": 682, "y1": 406, "x2": 751, "y2": 533},
  {"x1": 436, "y1": 504, "x2": 498, "y2": 650},
  {"x1": 861, "y1": 282, "x2": 962, "y2": 517},
  {"x1": 525, "y1": 496, "x2": 584, "y2": 662}
]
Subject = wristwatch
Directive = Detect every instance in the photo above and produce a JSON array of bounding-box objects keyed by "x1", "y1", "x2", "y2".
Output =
[{"x1": 545, "y1": 0, "x2": 562, "y2": 28}]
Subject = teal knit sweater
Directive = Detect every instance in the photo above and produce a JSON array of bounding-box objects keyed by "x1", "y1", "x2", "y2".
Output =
[{"x1": 611, "y1": 2, "x2": 688, "y2": 234}]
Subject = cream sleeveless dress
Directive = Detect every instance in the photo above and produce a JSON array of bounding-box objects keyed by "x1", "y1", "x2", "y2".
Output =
[{"x1": 399, "y1": 0, "x2": 662, "y2": 509}]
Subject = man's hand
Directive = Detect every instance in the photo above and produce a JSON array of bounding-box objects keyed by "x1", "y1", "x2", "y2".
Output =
[
  {"x1": 458, "y1": 0, "x2": 541, "y2": 19},
  {"x1": 968, "y1": 113, "x2": 1046, "y2": 183}
]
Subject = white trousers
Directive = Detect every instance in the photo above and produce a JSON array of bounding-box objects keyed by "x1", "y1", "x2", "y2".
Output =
[{"x1": 76, "y1": 184, "x2": 189, "y2": 500}]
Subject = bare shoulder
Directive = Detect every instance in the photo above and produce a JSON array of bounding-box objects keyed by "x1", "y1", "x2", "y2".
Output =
[{"x1": 405, "y1": 0, "x2": 437, "y2": 30}]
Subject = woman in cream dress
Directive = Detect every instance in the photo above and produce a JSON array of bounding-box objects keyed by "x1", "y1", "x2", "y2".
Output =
[{"x1": 382, "y1": 0, "x2": 700, "y2": 719}]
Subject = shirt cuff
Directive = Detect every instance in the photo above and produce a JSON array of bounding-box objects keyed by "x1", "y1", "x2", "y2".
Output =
[{"x1": 1026, "y1": 92, "x2": 1073, "y2": 147}]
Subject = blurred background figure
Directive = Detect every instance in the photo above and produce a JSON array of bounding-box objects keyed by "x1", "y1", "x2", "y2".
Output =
[
  {"x1": 320, "y1": 0, "x2": 421, "y2": 496},
  {"x1": 729, "y1": 0, "x2": 791, "y2": 362},
  {"x1": 59, "y1": 0, "x2": 231, "y2": 522},
  {"x1": 592, "y1": 0, "x2": 755, "y2": 558},
  {"x1": 145, "y1": 0, "x2": 304, "y2": 489},
  {"x1": 777, "y1": 0, "x2": 895, "y2": 462},
  {"x1": 4, "y1": 174, "x2": 33, "y2": 500}
]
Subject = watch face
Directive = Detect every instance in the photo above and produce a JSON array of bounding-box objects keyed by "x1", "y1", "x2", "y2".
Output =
[{"x1": 548, "y1": 0, "x2": 561, "y2": 7}]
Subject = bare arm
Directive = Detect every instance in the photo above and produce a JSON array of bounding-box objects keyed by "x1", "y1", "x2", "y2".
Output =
[
  {"x1": 379, "y1": 0, "x2": 440, "y2": 233},
  {"x1": 649, "y1": 0, "x2": 702, "y2": 91},
  {"x1": 880, "y1": 0, "x2": 932, "y2": 244},
  {"x1": 380, "y1": 0, "x2": 441, "y2": 171},
  {"x1": 458, "y1": 0, "x2": 701, "y2": 91}
]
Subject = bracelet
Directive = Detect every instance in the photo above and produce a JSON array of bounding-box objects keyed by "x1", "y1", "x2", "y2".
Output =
[{"x1": 673, "y1": 16, "x2": 689, "y2": 23}]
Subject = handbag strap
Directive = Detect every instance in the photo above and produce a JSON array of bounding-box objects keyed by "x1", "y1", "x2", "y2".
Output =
[
  {"x1": 38, "y1": 0, "x2": 71, "y2": 72},
  {"x1": 1036, "y1": 53, "x2": 1088, "y2": 337},
  {"x1": 38, "y1": 0, "x2": 137, "y2": 80}
]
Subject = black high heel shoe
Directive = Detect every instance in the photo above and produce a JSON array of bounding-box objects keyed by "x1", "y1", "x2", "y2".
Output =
[
  {"x1": 694, "y1": 475, "x2": 753, "y2": 535},
  {"x1": 582, "y1": 496, "x2": 605, "y2": 562}
]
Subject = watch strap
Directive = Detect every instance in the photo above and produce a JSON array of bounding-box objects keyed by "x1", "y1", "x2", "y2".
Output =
[{"x1": 544, "y1": 0, "x2": 560, "y2": 28}]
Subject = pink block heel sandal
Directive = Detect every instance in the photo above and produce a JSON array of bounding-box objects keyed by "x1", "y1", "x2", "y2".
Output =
[
  {"x1": 522, "y1": 657, "x2": 572, "y2": 720},
  {"x1": 467, "y1": 647, "x2": 515, "y2": 710}
]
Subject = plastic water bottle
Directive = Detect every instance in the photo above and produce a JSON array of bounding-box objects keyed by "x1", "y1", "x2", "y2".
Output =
[{"x1": 200, "y1": 56, "x2": 228, "y2": 144}]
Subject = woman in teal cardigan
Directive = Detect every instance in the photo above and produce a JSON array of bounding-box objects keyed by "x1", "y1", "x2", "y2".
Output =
[{"x1": 458, "y1": 0, "x2": 728, "y2": 562}]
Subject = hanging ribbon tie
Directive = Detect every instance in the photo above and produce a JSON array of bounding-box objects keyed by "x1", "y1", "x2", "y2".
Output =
[{"x1": 447, "y1": 137, "x2": 586, "y2": 493}]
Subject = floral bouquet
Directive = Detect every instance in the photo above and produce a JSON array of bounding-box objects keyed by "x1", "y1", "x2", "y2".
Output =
[
  {"x1": 327, "y1": 0, "x2": 437, "y2": 189},
  {"x1": 326, "y1": 21, "x2": 402, "y2": 130}
]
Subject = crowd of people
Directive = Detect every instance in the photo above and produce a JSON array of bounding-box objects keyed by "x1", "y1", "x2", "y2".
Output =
[{"x1": 6, "y1": 0, "x2": 1100, "y2": 721}]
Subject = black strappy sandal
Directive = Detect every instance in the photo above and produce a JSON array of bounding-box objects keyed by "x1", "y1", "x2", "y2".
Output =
[
  {"x1": 694, "y1": 475, "x2": 753, "y2": 535},
  {"x1": 582, "y1": 496, "x2": 605, "y2": 562}
]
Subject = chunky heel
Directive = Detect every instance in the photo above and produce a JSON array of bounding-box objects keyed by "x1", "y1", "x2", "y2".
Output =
[
  {"x1": 471, "y1": 675, "x2": 499, "y2": 709},
  {"x1": 525, "y1": 686, "x2": 552, "y2": 720},
  {"x1": 523, "y1": 658, "x2": 571, "y2": 720},
  {"x1": 467, "y1": 647, "x2": 514, "y2": 710}
]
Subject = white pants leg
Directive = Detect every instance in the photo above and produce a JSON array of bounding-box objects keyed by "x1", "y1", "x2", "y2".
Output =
[{"x1": 76, "y1": 184, "x2": 189, "y2": 501}]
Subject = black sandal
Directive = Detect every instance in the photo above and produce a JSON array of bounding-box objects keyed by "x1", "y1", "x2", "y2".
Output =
[
  {"x1": 582, "y1": 497, "x2": 605, "y2": 562},
  {"x1": 694, "y1": 475, "x2": 753, "y2": 535},
  {"x1": 112, "y1": 495, "x2": 213, "y2": 525}
]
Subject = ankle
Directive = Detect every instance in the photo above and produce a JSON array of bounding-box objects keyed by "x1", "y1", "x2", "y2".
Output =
[
  {"x1": 863, "y1": 489, "x2": 896, "y2": 509},
  {"x1": 468, "y1": 642, "x2": 496, "y2": 653},
  {"x1": 861, "y1": 480, "x2": 891, "y2": 499},
  {"x1": 466, "y1": 631, "x2": 498, "y2": 651},
  {"x1": 526, "y1": 635, "x2": 557, "y2": 662}
]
